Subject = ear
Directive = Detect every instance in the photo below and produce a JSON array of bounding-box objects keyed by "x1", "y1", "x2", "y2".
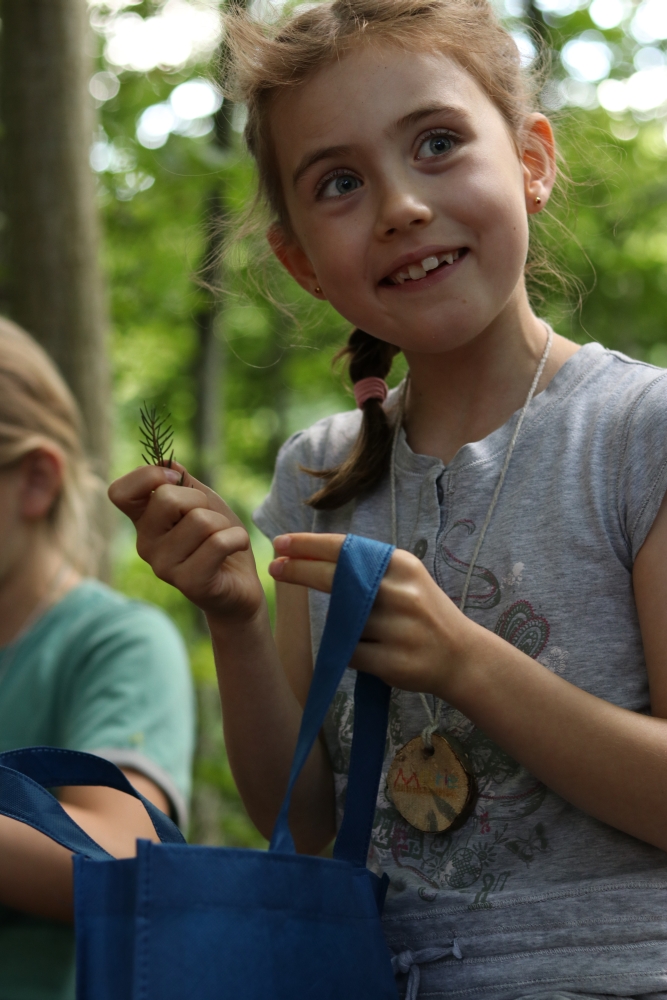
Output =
[
  {"x1": 19, "y1": 448, "x2": 65, "y2": 521},
  {"x1": 521, "y1": 114, "x2": 557, "y2": 215},
  {"x1": 267, "y1": 224, "x2": 324, "y2": 299}
]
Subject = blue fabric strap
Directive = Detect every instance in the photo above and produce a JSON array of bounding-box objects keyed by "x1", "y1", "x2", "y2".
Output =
[
  {"x1": 270, "y1": 534, "x2": 394, "y2": 855},
  {"x1": 333, "y1": 670, "x2": 391, "y2": 867},
  {"x1": 0, "y1": 746, "x2": 185, "y2": 857}
]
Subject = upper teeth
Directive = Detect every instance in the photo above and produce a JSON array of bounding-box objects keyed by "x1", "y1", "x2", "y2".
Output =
[{"x1": 392, "y1": 249, "x2": 461, "y2": 284}]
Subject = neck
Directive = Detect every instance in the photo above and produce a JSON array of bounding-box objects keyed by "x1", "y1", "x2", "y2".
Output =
[
  {"x1": 402, "y1": 293, "x2": 578, "y2": 465},
  {"x1": 0, "y1": 530, "x2": 79, "y2": 647}
]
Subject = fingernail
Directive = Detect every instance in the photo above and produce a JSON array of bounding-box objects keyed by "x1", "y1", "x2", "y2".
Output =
[
  {"x1": 163, "y1": 469, "x2": 181, "y2": 484},
  {"x1": 269, "y1": 558, "x2": 287, "y2": 579},
  {"x1": 273, "y1": 535, "x2": 291, "y2": 554}
]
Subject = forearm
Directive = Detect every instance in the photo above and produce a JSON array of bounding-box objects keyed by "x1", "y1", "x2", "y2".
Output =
[
  {"x1": 209, "y1": 600, "x2": 335, "y2": 853},
  {"x1": 446, "y1": 625, "x2": 667, "y2": 851},
  {"x1": 0, "y1": 774, "x2": 167, "y2": 921},
  {"x1": 0, "y1": 816, "x2": 74, "y2": 921}
]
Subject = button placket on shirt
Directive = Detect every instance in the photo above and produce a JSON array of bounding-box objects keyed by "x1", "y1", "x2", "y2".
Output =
[{"x1": 433, "y1": 470, "x2": 455, "y2": 592}]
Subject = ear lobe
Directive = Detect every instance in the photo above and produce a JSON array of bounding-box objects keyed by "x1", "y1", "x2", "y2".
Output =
[
  {"x1": 522, "y1": 114, "x2": 557, "y2": 214},
  {"x1": 20, "y1": 449, "x2": 64, "y2": 521},
  {"x1": 266, "y1": 224, "x2": 320, "y2": 296}
]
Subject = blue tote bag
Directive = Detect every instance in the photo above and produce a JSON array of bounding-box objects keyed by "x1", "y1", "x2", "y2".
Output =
[{"x1": 0, "y1": 534, "x2": 400, "y2": 1000}]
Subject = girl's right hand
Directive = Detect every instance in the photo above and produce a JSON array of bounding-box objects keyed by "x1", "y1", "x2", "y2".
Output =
[{"x1": 108, "y1": 465, "x2": 265, "y2": 624}]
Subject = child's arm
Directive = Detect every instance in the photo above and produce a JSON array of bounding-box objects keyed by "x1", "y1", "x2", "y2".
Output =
[
  {"x1": 108, "y1": 466, "x2": 336, "y2": 854},
  {"x1": 271, "y1": 501, "x2": 667, "y2": 854},
  {"x1": 0, "y1": 771, "x2": 168, "y2": 921}
]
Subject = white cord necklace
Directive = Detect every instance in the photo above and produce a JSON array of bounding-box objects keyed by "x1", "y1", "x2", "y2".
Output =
[{"x1": 385, "y1": 326, "x2": 553, "y2": 834}]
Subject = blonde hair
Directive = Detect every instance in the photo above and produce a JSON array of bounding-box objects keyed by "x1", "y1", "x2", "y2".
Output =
[
  {"x1": 223, "y1": 0, "x2": 549, "y2": 508},
  {"x1": 0, "y1": 317, "x2": 103, "y2": 573}
]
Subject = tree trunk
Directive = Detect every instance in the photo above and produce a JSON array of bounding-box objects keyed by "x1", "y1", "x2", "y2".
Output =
[{"x1": 0, "y1": 0, "x2": 110, "y2": 478}]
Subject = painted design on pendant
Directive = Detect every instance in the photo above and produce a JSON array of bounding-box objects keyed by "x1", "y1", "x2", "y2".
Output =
[{"x1": 386, "y1": 734, "x2": 476, "y2": 833}]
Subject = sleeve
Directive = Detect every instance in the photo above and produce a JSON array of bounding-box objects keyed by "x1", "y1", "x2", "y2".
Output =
[
  {"x1": 57, "y1": 603, "x2": 195, "y2": 829},
  {"x1": 617, "y1": 370, "x2": 667, "y2": 561},
  {"x1": 252, "y1": 430, "x2": 319, "y2": 540}
]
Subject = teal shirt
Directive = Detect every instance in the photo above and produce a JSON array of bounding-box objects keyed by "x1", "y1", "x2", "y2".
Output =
[{"x1": 0, "y1": 580, "x2": 195, "y2": 1000}]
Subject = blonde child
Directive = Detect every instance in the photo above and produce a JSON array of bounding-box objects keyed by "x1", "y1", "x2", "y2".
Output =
[
  {"x1": 110, "y1": 1, "x2": 667, "y2": 995},
  {"x1": 0, "y1": 319, "x2": 194, "y2": 999}
]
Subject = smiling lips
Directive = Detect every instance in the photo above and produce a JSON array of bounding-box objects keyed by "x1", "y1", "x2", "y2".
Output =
[{"x1": 384, "y1": 247, "x2": 466, "y2": 285}]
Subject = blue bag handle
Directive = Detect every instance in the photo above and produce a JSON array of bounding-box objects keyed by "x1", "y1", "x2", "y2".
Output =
[
  {"x1": 0, "y1": 534, "x2": 393, "y2": 867},
  {"x1": 0, "y1": 746, "x2": 185, "y2": 860},
  {"x1": 270, "y1": 534, "x2": 394, "y2": 866}
]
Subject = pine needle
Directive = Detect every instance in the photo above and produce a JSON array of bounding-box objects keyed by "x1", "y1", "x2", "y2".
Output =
[{"x1": 139, "y1": 404, "x2": 175, "y2": 468}]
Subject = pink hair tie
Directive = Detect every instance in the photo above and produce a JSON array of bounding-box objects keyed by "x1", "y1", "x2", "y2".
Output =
[{"x1": 354, "y1": 376, "x2": 389, "y2": 408}]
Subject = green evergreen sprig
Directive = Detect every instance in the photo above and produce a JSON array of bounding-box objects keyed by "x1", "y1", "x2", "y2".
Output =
[{"x1": 139, "y1": 403, "x2": 175, "y2": 468}]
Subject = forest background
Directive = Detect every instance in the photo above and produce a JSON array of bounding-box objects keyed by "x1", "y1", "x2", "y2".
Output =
[{"x1": 4, "y1": 0, "x2": 667, "y2": 847}]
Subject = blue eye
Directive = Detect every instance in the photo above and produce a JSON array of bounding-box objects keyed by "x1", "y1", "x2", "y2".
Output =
[
  {"x1": 320, "y1": 174, "x2": 362, "y2": 198},
  {"x1": 418, "y1": 133, "x2": 454, "y2": 159}
]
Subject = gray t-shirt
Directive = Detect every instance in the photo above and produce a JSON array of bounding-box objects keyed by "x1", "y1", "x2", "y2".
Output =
[{"x1": 254, "y1": 343, "x2": 667, "y2": 998}]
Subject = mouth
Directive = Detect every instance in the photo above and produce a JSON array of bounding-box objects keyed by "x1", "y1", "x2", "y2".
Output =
[{"x1": 380, "y1": 247, "x2": 469, "y2": 286}]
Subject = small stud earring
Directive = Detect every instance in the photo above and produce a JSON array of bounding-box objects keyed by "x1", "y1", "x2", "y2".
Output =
[
  {"x1": 314, "y1": 285, "x2": 322, "y2": 294},
  {"x1": 535, "y1": 196, "x2": 542, "y2": 205}
]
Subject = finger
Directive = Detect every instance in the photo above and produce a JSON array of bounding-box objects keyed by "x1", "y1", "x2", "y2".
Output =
[
  {"x1": 149, "y1": 507, "x2": 236, "y2": 577},
  {"x1": 269, "y1": 556, "x2": 337, "y2": 593},
  {"x1": 109, "y1": 462, "x2": 244, "y2": 529},
  {"x1": 273, "y1": 533, "x2": 347, "y2": 561},
  {"x1": 137, "y1": 485, "x2": 213, "y2": 548},
  {"x1": 171, "y1": 525, "x2": 251, "y2": 591},
  {"x1": 108, "y1": 466, "x2": 182, "y2": 523},
  {"x1": 175, "y1": 465, "x2": 244, "y2": 528}
]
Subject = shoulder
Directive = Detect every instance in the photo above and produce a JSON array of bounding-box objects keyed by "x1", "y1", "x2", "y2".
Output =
[
  {"x1": 275, "y1": 406, "x2": 363, "y2": 473},
  {"x1": 577, "y1": 345, "x2": 667, "y2": 414},
  {"x1": 589, "y1": 349, "x2": 667, "y2": 459},
  {"x1": 253, "y1": 405, "x2": 366, "y2": 538},
  {"x1": 52, "y1": 581, "x2": 187, "y2": 666},
  {"x1": 570, "y1": 347, "x2": 667, "y2": 559},
  {"x1": 545, "y1": 344, "x2": 667, "y2": 444},
  {"x1": 62, "y1": 579, "x2": 180, "y2": 632},
  {"x1": 604, "y1": 351, "x2": 667, "y2": 437}
]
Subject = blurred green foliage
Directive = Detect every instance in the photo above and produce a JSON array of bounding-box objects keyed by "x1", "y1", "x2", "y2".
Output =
[{"x1": 98, "y1": 0, "x2": 667, "y2": 846}]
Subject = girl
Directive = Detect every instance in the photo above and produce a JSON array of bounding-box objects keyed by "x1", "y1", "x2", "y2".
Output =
[
  {"x1": 110, "y1": 0, "x2": 667, "y2": 995},
  {"x1": 0, "y1": 319, "x2": 194, "y2": 1000}
]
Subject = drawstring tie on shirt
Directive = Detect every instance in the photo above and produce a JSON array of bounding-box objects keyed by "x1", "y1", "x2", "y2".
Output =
[{"x1": 391, "y1": 939, "x2": 462, "y2": 999}]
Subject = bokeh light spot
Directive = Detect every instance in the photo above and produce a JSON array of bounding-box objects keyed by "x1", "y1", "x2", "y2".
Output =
[
  {"x1": 562, "y1": 33, "x2": 613, "y2": 82},
  {"x1": 89, "y1": 70, "x2": 120, "y2": 102},
  {"x1": 170, "y1": 79, "x2": 222, "y2": 120},
  {"x1": 137, "y1": 103, "x2": 177, "y2": 149},
  {"x1": 589, "y1": 0, "x2": 627, "y2": 31},
  {"x1": 631, "y1": 0, "x2": 667, "y2": 44}
]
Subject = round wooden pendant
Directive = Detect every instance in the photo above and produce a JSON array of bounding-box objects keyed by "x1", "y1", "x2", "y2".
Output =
[{"x1": 386, "y1": 734, "x2": 476, "y2": 834}]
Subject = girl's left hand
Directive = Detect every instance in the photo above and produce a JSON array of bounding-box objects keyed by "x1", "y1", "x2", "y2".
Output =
[{"x1": 269, "y1": 533, "x2": 478, "y2": 699}]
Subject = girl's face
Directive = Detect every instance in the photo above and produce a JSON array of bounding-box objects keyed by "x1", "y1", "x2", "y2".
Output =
[{"x1": 270, "y1": 44, "x2": 555, "y2": 355}]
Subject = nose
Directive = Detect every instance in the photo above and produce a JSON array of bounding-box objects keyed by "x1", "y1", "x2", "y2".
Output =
[{"x1": 375, "y1": 178, "x2": 433, "y2": 239}]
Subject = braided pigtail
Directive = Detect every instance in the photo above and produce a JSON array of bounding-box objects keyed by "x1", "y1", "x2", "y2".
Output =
[{"x1": 305, "y1": 329, "x2": 400, "y2": 510}]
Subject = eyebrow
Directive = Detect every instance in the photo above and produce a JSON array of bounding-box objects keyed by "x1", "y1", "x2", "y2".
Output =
[
  {"x1": 292, "y1": 145, "x2": 352, "y2": 189},
  {"x1": 291, "y1": 103, "x2": 470, "y2": 189},
  {"x1": 393, "y1": 102, "x2": 471, "y2": 132}
]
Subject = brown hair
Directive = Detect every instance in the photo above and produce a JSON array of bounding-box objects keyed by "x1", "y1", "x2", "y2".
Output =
[
  {"x1": 0, "y1": 317, "x2": 102, "y2": 573},
  {"x1": 223, "y1": 0, "x2": 546, "y2": 508}
]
